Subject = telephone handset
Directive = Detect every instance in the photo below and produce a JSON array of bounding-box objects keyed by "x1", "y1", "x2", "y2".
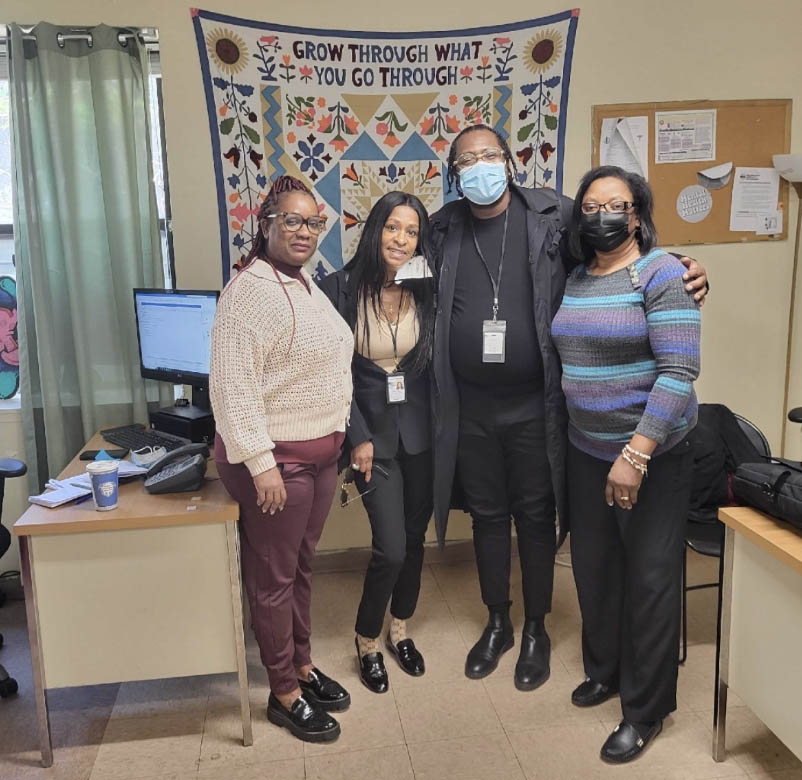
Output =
[{"x1": 143, "y1": 442, "x2": 210, "y2": 494}]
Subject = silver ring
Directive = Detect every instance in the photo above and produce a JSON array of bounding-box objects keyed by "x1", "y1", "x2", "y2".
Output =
[
  {"x1": 351, "y1": 463, "x2": 359, "y2": 469},
  {"x1": 621, "y1": 496, "x2": 630, "y2": 502}
]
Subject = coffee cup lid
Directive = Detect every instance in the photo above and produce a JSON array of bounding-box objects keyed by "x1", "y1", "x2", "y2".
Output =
[{"x1": 86, "y1": 460, "x2": 120, "y2": 475}]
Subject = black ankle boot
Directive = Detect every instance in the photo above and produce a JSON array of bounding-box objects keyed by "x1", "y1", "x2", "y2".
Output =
[
  {"x1": 465, "y1": 604, "x2": 514, "y2": 679},
  {"x1": 514, "y1": 618, "x2": 550, "y2": 691}
]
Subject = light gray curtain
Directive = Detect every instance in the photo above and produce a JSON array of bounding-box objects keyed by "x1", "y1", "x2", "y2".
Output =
[{"x1": 9, "y1": 23, "x2": 171, "y2": 490}]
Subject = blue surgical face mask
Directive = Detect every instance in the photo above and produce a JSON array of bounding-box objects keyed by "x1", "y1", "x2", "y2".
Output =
[{"x1": 459, "y1": 161, "x2": 508, "y2": 206}]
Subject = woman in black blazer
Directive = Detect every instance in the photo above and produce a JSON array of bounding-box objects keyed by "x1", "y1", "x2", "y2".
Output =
[{"x1": 318, "y1": 192, "x2": 436, "y2": 693}]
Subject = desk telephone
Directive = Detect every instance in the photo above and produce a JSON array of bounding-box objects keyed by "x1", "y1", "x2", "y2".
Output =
[{"x1": 143, "y1": 443, "x2": 210, "y2": 494}]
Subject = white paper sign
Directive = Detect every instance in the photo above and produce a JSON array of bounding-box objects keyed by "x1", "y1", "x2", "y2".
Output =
[
  {"x1": 656, "y1": 110, "x2": 716, "y2": 164},
  {"x1": 729, "y1": 167, "x2": 781, "y2": 232},
  {"x1": 600, "y1": 116, "x2": 649, "y2": 179}
]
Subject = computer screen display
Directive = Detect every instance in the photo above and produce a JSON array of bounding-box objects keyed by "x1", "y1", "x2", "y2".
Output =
[{"x1": 133, "y1": 289, "x2": 219, "y2": 384}]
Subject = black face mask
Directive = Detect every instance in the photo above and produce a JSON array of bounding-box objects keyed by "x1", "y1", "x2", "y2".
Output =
[{"x1": 579, "y1": 211, "x2": 633, "y2": 253}]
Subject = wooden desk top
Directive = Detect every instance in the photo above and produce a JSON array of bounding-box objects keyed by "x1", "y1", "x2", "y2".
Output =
[
  {"x1": 719, "y1": 506, "x2": 802, "y2": 577},
  {"x1": 14, "y1": 433, "x2": 238, "y2": 537}
]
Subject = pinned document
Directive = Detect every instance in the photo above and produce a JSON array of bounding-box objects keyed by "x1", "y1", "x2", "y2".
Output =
[{"x1": 600, "y1": 117, "x2": 648, "y2": 179}]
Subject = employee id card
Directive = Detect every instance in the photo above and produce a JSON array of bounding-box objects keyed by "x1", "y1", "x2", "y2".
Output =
[
  {"x1": 386, "y1": 372, "x2": 407, "y2": 404},
  {"x1": 482, "y1": 320, "x2": 506, "y2": 363}
]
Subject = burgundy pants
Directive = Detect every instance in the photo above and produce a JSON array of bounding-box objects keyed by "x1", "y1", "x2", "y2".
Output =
[{"x1": 217, "y1": 456, "x2": 339, "y2": 695}]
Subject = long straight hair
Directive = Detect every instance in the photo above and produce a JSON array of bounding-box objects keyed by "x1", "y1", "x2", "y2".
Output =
[{"x1": 343, "y1": 192, "x2": 435, "y2": 375}]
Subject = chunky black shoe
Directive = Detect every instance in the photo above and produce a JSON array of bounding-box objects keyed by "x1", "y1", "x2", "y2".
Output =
[
  {"x1": 514, "y1": 619, "x2": 550, "y2": 691},
  {"x1": 600, "y1": 719, "x2": 662, "y2": 763},
  {"x1": 465, "y1": 605, "x2": 514, "y2": 679},
  {"x1": 266, "y1": 693, "x2": 340, "y2": 743},
  {"x1": 298, "y1": 667, "x2": 351, "y2": 712},
  {"x1": 356, "y1": 637, "x2": 389, "y2": 693},
  {"x1": 386, "y1": 636, "x2": 425, "y2": 677},
  {"x1": 571, "y1": 677, "x2": 619, "y2": 707}
]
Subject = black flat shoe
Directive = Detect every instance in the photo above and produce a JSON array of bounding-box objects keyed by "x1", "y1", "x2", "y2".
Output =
[
  {"x1": 266, "y1": 693, "x2": 340, "y2": 743},
  {"x1": 465, "y1": 605, "x2": 514, "y2": 680},
  {"x1": 386, "y1": 636, "x2": 425, "y2": 677},
  {"x1": 514, "y1": 619, "x2": 550, "y2": 691},
  {"x1": 600, "y1": 719, "x2": 662, "y2": 763},
  {"x1": 298, "y1": 667, "x2": 351, "y2": 712},
  {"x1": 571, "y1": 677, "x2": 618, "y2": 707},
  {"x1": 356, "y1": 637, "x2": 389, "y2": 693}
]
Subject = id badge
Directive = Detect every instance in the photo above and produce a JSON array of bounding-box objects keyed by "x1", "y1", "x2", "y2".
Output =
[
  {"x1": 482, "y1": 320, "x2": 506, "y2": 363},
  {"x1": 386, "y1": 372, "x2": 407, "y2": 404}
]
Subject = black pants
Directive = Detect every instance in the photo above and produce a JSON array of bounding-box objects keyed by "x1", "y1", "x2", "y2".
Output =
[
  {"x1": 354, "y1": 446, "x2": 433, "y2": 638},
  {"x1": 456, "y1": 406, "x2": 555, "y2": 618},
  {"x1": 568, "y1": 438, "x2": 693, "y2": 724}
]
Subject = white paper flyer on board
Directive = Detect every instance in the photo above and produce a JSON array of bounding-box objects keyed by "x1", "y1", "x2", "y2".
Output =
[{"x1": 656, "y1": 110, "x2": 716, "y2": 164}]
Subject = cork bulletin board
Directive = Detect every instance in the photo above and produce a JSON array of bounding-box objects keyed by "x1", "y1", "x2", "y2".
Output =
[{"x1": 591, "y1": 99, "x2": 792, "y2": 246}]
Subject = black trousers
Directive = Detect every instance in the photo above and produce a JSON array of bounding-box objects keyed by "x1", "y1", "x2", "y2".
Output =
[
  {"x1": 456, "y1": 405, "x2": 555, "y2": 618},
  {"x1": 354, "y1": 446, "x2": 433, "y2": 638},
  {"x1": 568, "y1": 438, "x2": 693, "y2": 724}
]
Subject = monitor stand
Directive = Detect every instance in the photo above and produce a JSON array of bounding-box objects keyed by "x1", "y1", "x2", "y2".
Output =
[{"x1": 149, "y1": 384, "x2": 215, "y2": 444}]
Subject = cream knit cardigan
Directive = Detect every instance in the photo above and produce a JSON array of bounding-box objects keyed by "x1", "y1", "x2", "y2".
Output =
[{"x1": 210, "y1": 259, "x2": 354, "y2": 476}]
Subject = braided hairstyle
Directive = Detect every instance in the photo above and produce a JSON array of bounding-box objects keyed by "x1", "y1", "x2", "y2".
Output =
[
  {"x1": 242, "y1": 175, "x2": 318, "y2": 267},
  {"x1": 445, "y1": 124, "x2": 518, "y2": 196}
]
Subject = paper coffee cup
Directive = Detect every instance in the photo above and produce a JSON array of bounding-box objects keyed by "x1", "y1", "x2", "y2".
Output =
[{"x1": 86, "y1": 460, "x2": 120, "y2": 511}]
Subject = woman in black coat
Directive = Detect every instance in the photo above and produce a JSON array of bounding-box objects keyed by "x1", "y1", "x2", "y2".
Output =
[{"x1": 318, "y1": 191, "x2": 436, "y2": 694}]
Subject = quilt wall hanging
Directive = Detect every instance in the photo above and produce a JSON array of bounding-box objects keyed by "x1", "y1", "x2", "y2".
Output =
[{"x1": 191, "y1": 8, "x2": 580, "y2": 282}]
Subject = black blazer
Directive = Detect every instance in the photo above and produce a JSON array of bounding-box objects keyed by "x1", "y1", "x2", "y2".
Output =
[{"x1": 317, "y1": 270, "x2": 431, "y2": 462}]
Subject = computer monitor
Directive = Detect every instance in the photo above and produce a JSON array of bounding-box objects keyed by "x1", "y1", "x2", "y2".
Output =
[{"x1": 133, "y1": 288, "x2": 219, "y2": 410}]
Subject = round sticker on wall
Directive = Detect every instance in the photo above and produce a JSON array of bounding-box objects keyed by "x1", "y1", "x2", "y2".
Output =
[{"x1": 677, "y1": 185, "x2": 713, "y2": 223}]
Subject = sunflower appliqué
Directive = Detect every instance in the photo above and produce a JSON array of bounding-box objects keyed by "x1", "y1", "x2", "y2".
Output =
[
  {"x1": 524, "y1": 29, "x2": 564, "y2": 74},
  {"x1": 206, "y1": 28, "x2": 249, "y2": 75}
]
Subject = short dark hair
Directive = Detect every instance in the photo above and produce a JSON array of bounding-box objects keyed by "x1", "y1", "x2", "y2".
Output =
[
  {"x1": 568, "y1": 165, "x2": 658, "y2": 264},
  {"x1": 446, "y1": 124, "x2": 518, "y2": 196}
]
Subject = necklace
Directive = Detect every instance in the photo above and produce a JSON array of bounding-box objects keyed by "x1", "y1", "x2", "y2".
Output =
[{"x1": 380, "y1": 288, "x2": 404, "y2": 322}]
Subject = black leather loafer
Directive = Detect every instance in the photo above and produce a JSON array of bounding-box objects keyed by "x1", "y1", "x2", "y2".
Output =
[
  {"x1": 386, "y1": 636, "x2": 425, "y2": 677},
  {"x1": 266, "y1": 693, "x2": 340, "y2": 743},
  {"x1": 465, "y1": 606, "x2": 514, "y2": 679},
  {"x1": 298, "y1": 667, "x2": 351, "y2": 712},
  {"x1": 514, "y1": 619, "x2": 550, "y2": 691},
  {"x1": 356, "y1": 637, "x2": 389, "y2": 693},
  {"x1": 600, "y1": 719, "x2": 662, "y2": 763},
  {"x1": 571, "y1": 677, "x2": 619, "y2": 707}
]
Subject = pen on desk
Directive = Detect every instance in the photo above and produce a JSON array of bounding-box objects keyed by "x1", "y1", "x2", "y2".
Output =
[{"x1": 75, "y1": 494, "x2": 92, "y2": 505}]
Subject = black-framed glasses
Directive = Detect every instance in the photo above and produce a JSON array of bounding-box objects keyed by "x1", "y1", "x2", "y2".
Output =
[
  {"x1": 267, "y1": 211, "x2": 327, "y2": 234},
  {"x1": 580, "y1": 200, "x2": 635, "y2": 215},
  {"x1": 455, "y1": 147, "x2": 504, "y2": 170},
  {"x1": 339, "y1": 469, "x2": 375, "y2": 507}
]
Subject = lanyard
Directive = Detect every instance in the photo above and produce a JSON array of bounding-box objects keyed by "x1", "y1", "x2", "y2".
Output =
[
  {"x1": 379, "y1": 290, "x2": 406, "y2": 367},
  {"x1": 471, "y1": 208, "x2": 509, "y2": 322}
]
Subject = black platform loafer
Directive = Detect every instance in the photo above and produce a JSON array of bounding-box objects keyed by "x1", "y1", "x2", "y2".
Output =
[
  {"x1": 571, "y1": 677, "x2": 619, "y2": 707},
  {"x1": 465, "y1": 605, "x2": 514, "y2": 680},
  {"x1": 298, "y1": 667, "x2": 351, "y2": 712},
  {"x1": 514, "y1": 619, "x2": 550, "y2": 691},
  {"x1": 266, "y1": 693, "x2": 340, "y2": 743},
  {"x1": 386, "y1": 636, "x2": 425, "y2": 677},
  {"x1": 600, "y1": 719, "x2": 662, "y2": 763},
  {"x1": 356, "y1": 637, "x2": 389, "y2": 693}
]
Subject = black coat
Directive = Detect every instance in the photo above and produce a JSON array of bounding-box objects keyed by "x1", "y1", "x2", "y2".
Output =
[
  {"x1": 317, "y1": 270, "x2": 431, "y2": 466},
  {"x1": 429, "y1": 184, "x2": 574, "y2": 548}
]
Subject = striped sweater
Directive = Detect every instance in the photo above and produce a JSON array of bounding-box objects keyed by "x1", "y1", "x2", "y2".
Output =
[{"x1": 551, "y1": 249, "x2": 701, "y2": 462}]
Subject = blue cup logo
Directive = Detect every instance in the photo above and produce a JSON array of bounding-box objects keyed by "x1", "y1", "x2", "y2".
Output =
[{"x1": 86, "y1": 461, "x2": 119, "y2": 511}]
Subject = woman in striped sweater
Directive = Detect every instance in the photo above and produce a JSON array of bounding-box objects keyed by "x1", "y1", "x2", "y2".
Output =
[{"x1": 551, "y1": 166, "x2": 701, "y2": 764}]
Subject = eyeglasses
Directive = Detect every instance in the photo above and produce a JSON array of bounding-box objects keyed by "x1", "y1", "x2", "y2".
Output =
[
  {"x1": 455, "y1": 147, "x2": 504, "y2": 171},
  {"x1": 339, "y1": 472, "x2": 375, "y2": 507},
  {"x1": 267, "y1": 212, "x2": 327, "y2": 234},
  {"x1": 580, "y1": 200, "x2": 635, "y2": 215}
]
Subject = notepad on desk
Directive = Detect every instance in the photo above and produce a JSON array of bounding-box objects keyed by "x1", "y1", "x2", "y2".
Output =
[{"x1": 28, "y1": 460, "x2": 148, "y2": 508}]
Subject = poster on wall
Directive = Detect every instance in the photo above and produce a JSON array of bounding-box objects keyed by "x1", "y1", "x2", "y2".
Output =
[
  {"x1": 655, "y1": 109, "x2": 716, "y2": 164},
  {"x1": 191, "y1": 8, "x2": 580, "y2": 282}
]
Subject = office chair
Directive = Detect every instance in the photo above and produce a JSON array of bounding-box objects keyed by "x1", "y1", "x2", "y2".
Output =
[
  {"x1": 679, "y1": 414, "x2": 769, "y2": 664},
  {"x1": 0, "y1": 456, "x2": 27, "y2": 698}
]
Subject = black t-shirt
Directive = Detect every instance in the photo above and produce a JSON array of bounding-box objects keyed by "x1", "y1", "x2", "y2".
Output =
[{"x1": 449, "y1": 192, "x2": 543, "y2": 390}]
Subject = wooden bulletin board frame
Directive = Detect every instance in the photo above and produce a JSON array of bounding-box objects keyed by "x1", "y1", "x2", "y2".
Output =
[{"x1": 591, "y1": 99, "x2": 792, "y2": 245}]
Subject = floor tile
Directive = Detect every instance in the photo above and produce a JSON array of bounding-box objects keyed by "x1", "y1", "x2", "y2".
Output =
[
  {"x1": 305, "y1": 744, "x2": 413, "y2": 780},
  {"x1": 408, "y1": 733, "x2": 525, "y2": 780},
  {"x1": 110, "y1": 677, "x2": 210, "y2": 720},
  {"x1": 200, "y1": 757, "x2": 304, "y2": 779}
]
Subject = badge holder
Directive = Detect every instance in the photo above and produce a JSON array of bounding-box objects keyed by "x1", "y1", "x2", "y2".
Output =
[{"x1": 386, "y1": 372, "x2": 407, "y2": 404}]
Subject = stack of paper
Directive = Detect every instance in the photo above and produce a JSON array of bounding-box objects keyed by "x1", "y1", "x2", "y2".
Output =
[{"x1": 28, "y1": 460, "x2": 148, "y2": 508}]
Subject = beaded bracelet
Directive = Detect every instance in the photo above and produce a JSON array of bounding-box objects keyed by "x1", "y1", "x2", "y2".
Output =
[
  {"x1": 622, "y1": 449, "x2": 648, "y2": 476},
  {"x1": 624, "y1": 443, "x2": 651, "y2": 461}
]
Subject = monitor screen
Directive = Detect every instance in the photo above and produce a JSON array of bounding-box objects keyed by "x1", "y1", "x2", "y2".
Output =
[{"x1": 133, "y1": 288, "x2": 219, "y2": 384}]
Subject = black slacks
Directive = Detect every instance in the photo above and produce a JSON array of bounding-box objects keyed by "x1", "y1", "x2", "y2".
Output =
[
  {"x1": 568, "y1": 437, "x2": 693, "y2": 724},
  {"x1": 354, "y1": 446, "x2": 433, "y2": 638},
  {"x1": 456, "y1": 403, "x2": 555, "y2": 618}
]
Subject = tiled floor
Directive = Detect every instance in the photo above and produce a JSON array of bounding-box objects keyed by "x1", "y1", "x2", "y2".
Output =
[{"x1": 1, "y1": 545, "x2": 800, "y2": 780}]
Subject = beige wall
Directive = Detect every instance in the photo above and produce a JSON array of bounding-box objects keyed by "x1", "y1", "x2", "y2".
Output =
[{"x1": 1, "y1": 0, "x2": 801, "y2": 554}]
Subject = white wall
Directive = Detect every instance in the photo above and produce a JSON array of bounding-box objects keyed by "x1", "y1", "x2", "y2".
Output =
[{"x1": 1, "y1": 0, "x2": 801, "y2": 552}]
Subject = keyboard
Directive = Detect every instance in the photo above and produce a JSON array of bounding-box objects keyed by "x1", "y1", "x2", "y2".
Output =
[{"x1": 101, "y1": 424, "x2": 189, "y2": 453}]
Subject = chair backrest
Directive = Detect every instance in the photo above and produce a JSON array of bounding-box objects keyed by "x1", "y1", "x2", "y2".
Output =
[{"x1": 733, "y1": 414, "x2": 771, "y2": 458}]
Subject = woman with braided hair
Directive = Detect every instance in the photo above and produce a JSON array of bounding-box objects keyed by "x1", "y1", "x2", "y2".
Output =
[{"x1": 210, "y1": 175, "x2": 354, "y2": 743}]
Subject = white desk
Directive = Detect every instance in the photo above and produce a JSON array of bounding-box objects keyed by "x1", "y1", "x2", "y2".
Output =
[{"x1": 14, "y1": 433, "x2": 253, "y2": 766}]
